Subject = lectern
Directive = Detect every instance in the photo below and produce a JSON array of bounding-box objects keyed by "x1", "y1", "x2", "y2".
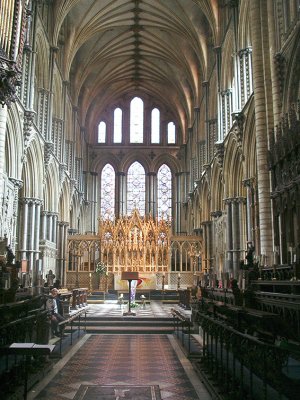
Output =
[{"x1": 121, "y1": 271, "x2": 139, "y2": 316}]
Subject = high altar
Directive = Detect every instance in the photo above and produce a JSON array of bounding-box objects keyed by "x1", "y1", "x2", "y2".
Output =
[{"x1": 67, "y1": 210, "x2": 202, "y2": 290}]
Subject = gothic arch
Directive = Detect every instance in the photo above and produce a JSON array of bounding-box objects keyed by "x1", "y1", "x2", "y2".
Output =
[
  {"x1": 238, "y1": 0, "x2": 251, "y2": 49},
  {"x1": 200, "y1": 180, "x2": 211, "y2": 221},
  {"x1": 5, "y1": 105, "x2": 23, "y2": 179},
  {"x1": 70, "y1": 192, "x2": 81, "y2": 231},
  {"x1": 52, "y1": 70, "x2": 63, "y2": 119},
  {"x1": 208, "y1": 69, "x2": 218, "y2": 117},
  {"x1": 44, "y1": 163, "x2": 60, "y2": 212},
  {"x1": 221, "y1": 29, "x2": 235, "y2": 90},
  {"x1": 21, "y1": 139, "x2": 43, "y2": 199},
  {"x1": 153, "y1": 154, "x2": 181, "y2": 175},
  {"x1": 59, "y1": 180, "x2": 71, "y2": 222},
  {"x1": 224, "y1": 138, "x2": 245, "y2": 198},
  {"x1": 210, "y1": 161, "x2": 224, "y2": 212},
  {"x1": 34, "y1": 29, "x2": 50, "y2": 89},
  {"x1": 122, "y1": 156, "x2": 150, "y2": 174},
  {"x1": 242, "y1": 97, "x2": 256, "y2": 180},
  {"x1": 93, "y1": 154, "x2": 120, "y2": 174}
]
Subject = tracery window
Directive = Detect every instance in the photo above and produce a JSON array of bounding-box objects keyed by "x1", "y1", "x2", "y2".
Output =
[
  {"x1": 157, "y1": 164, "x2": 172, "y2": 220},
  {"x1": 151, "y1": 108, "x2": 160, "y2": 143},
  {"x1": 98, "y1": 121, "x2": 106, "y2": 143},
  {"x1": 127, "y1": 161, "x2": 145, "y2": 215},
  {"x1": 130, "y1": 97, "x2": 143, "y2": 143},
  {"x1": 100, "y1": 164, "x2": 115, "y2": 220},
  {"x1": 114, "y1": 108, "x2": 122, "y2": 143},
  {"x1": 167, "y1": 122, "x2": 176, "y2": 144}
]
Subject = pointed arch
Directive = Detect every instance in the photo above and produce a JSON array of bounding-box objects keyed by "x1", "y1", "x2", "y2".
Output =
[
  {"x1": 44, "y1": 163, "x2": 60, "y2": 212},
  {"x1": 21, "y1": 139, "x2": 44, "y2": 199}
]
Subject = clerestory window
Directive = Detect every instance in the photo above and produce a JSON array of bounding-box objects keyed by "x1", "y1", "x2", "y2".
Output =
[
  {"x1": 130, "y1": 97, "x2": 144, "y2": 143},
  {"x1": 114, "y1": 108, "x2": 122, "y2": 143},
  {"x1": 167, "y1": 122, "x2": 176, "y2": 144},
  {"x1": 98, "y1": 121, "x2": 106, "y2": 143},
  {"x1": 151, "y1": 108, "x2": 160, "y2": 143}
]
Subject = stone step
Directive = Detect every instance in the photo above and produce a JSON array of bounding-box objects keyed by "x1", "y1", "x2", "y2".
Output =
[
  {"x1": 82, "y1": 321, "x2": 174, "y2": 328},
  {"x1": 85, "y1": 316, "x2": 174, "y2": 322},
  {"x1": 74, "y1": 326, "x2": 175, "y2": 334}
]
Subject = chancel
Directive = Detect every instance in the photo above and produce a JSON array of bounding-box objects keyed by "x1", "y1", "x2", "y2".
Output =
[{"x1": 0, "y1": 1, "x2": 299, "y2": 399}]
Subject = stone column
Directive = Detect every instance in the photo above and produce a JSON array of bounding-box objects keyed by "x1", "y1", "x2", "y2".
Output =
[
  {"x1": 52, "y1": 213, "x2": 58, "y2": 244},
  {"x1": 243, "y1": 178, "x2": 255, "y2": 244},
  {"x1": 9, "y1": 178, "x2": 23, "y2": 251},
  {"x1": 250, "y1": 0, "x2": 273, "y2": 259},
  {"x1": 90, "y1": 171, "x2": 98, "y2": 233},
  {"x1": 20, "y1": 198, "x2": 29, "y2": 261},
  {"x1": 175, "y1": 172, "x2": 182, "y2": 234},
  {"x1": 225, "y1": 198, "x2": 233, "y2": 276},
  {"x1": 201, "y1": 221, "x2": 213, "y2": 281},
  {"x1": 48, "y1": 212, "x2": 53, "y2": 242},
  {"x1": 57, "y1": 221, "x2": 69, "y2": 285},
  {"x1": 231, "y1": 198, "x2": 240, "y2": 278},
  {"x1": 267, "y1": 0, "x2": 282, "y2": 126},
  {"x1": 41, "y1": 210, "x2": 47, "y2": 241},
  {"x1": 0, "y1": 106, "x2": 8, "y2": 200},
  {"x1": 33, "y1": 199, "x2": 42, "y2": 285}
]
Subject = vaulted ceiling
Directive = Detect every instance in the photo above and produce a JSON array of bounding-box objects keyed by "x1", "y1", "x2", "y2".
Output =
[{"x1": 52, "y1": 0, "x2": 218, "y2": 142}]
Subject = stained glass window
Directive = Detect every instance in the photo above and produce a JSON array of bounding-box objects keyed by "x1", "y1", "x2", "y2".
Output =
[
  {"x1": 130, "y1": 97, "x2": 143, "y2": 143},
  {"x1": 151, "y1": 108, "x2": 160, "y2": 143},
  {"x1": 98, "y1": 121, "x2": 106, "y2": 143},
  {"x1": 114, "y1": 108, "x2": 122, "y2": 143},
  {"x1": 157, "y1": 164, "x2": 172, "y2": 220},
  {"x1": 167, "y1": 121, "x2": 176, "y2": 144},
  {"x1": 101, "y1": 164, "x2": 115, "y2": 220},
  {"x1": 127, "y1": 161, "x2": 145, "y2": 215}
]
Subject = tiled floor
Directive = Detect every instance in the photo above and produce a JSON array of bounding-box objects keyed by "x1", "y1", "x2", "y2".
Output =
[
  {"x1": 86, "y1": 301, "x2": 181, "y2": 318},
  {"x1": 28, "y1": 303, "x2": 212, "y2": 400}
]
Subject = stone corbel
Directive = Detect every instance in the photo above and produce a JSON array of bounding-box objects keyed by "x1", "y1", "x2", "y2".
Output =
[
  {"x1": 44, "y1": 141, "x2": 54, "y2": 165},
  {"x1": 211, "y1": 210, "x2": 222, "y2": 219},
  {"x1": 0, "y1": 52, "x2": 21, "y2": 107},
  {"x1": 59, "y1": 163, "x2": 67, "y2": 184},
  {"x1": 23, "y1": 110, "x2": 36, "y2": 149},
  {"x1": 214, "y1": 142, "x2": 224, "y2": 170},
  {"x1": 232, "y1": 112, "x2": 245, "y2": 146}
]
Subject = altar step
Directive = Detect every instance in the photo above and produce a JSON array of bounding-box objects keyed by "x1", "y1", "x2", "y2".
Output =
[{"x1": 66, "y1": 316, "x2": 175, "y2": 334}]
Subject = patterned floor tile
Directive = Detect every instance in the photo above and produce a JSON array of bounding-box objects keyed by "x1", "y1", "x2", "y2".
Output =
[{"x1": 32, "y1": 334, "x2": 207, "y2": 399}]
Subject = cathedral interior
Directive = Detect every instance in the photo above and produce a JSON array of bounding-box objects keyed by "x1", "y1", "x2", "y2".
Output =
[{"x1": 0, "y1": 1, "x2": 300, "y2": 399}]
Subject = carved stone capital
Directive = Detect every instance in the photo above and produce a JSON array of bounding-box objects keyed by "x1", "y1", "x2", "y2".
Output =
[{"x1": 9, "y1": 178, "x2": 23, "y2": 189}]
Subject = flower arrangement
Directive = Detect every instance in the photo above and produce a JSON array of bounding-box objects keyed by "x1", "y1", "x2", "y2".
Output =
[{"x1": 95, "y1": 261, "x2": 107, "y2": 275}]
